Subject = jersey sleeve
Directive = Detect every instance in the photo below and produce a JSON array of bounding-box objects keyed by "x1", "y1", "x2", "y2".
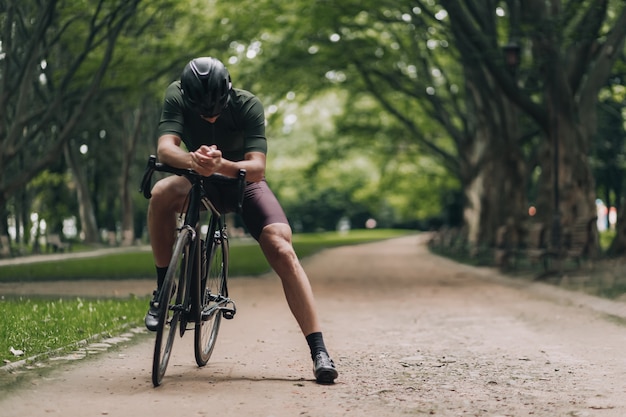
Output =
[
  {"x1": 157, "y1": 82, "x2": 185, "y2": 138},
  {"x1": 240, "y1": 94, "x2": 267, "y2": 155}
]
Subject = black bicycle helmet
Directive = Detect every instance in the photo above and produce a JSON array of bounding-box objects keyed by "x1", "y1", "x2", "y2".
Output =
[{"x1": 180, "y1": 57, "x2": 231, "y2": 117}]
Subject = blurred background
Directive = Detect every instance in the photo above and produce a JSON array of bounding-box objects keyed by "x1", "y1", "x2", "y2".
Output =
[{"x1": 1, "y1": 0, "x2": 625, "y2": 263}]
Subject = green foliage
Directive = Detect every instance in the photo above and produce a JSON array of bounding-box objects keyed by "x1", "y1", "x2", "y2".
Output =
[
  {"x1": 3, "y1": 0, "x2": 462, "y2": 248},
  {"x1": 600, "y1": 229, "x2": 616, "y2": 251},
  {"x1": 264, "y1": 89, "x2": 457, "y2": 229},
  {"x1": 28, "y1": 169, "x2": 75, "y2": 234},
  {"x1": 592, "y1": 72, "x2": 626, "y2": 213}
]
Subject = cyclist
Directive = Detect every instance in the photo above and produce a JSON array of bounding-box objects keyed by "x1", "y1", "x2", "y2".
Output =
[{"x1": 144, "y1": 56, "x2": 338, "y2": 384}]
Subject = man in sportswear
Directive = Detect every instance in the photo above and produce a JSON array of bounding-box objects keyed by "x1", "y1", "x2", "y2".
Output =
[{"x1": 144, "y1": 56, "x2": 338, "y2": 384}]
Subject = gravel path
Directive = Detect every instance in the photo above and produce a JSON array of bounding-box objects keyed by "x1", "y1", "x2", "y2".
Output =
[{"x1": 1, "y1": 234, "x2": 626, "y2": 416}]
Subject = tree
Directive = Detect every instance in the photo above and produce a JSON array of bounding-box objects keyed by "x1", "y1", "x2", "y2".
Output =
[
  {"x1": 442, "y1": 1, "x2": 626, "y2": 251},
  {"x1": 6, "y1": 0, "x2": 624, "y2": 256},
  {"x1": 0, "y1": 0, "x2": 208, "y2": 247},
  {"x1": 214, "y1": 0, "x2": 466, "y2": 229},
  {"x1": 0, "y1": 0, "x2": 141, "y2": 244},
  {"x1": 593, "y1": 66, "x2": 626, "y2": 255},
  {"x1": 239, "y1": 0, "x2": 526, "y2": 244},
  {"x1": 258, "y1": 0, "x2": 626, "y2": 253}
]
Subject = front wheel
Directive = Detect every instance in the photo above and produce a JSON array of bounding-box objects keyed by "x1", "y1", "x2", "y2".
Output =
[
  {"x1": 194, "y1": 229, "x2": 227, "y2": 366},
  {"x1": 152, "y1": 229, "x2": 192, "y2": 386}
]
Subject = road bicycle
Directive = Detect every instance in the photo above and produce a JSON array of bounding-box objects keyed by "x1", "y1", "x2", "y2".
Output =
[{"x1": 140, "y1": 155, "x2": 246, "y2": 387}]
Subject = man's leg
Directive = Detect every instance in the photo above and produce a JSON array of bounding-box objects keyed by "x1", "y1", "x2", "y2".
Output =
[
  {"x1": 144, "y1": 176, "x2": 190, "y2": 330},
  {"x1": 258, "y1": 223, "x2": 338, "y2": 383},
  {"x1": 148, "y1": 176, "x2": 190, "y2": 267}
]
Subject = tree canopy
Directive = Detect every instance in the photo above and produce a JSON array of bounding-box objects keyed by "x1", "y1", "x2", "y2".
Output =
[{"x1": 1, "y1": 0, "x2": 626, "y2": 257}]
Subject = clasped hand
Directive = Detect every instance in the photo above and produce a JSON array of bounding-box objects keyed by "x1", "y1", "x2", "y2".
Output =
[{"x1": 190, "y1": 145, "x2": 222, "y2": 176}]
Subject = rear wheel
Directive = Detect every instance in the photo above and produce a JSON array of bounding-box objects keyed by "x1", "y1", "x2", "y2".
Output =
[
  {"x1": 152, "y1": 230, "x2": 191, "y2": 386},
  {"x1": 194, "y1": 227, "x2": 227, "y2": 366}
]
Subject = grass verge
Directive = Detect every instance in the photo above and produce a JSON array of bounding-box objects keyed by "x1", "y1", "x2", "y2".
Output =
[
  {"x1": 0, "y1": 229, "x2": 411, "y2": 282},
  {"x1": 1, "y1": 296, "x2": 148, "y2": 365}
]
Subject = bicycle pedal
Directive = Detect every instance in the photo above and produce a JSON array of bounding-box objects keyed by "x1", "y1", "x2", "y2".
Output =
[{"x1": 222, "y1": 308, "x2": 236, "y2": 320}]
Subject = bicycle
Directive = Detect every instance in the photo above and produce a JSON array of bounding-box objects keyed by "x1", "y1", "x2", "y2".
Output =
[{"x1": 140, "y1": 154, "x2": 246, "y2": 387}]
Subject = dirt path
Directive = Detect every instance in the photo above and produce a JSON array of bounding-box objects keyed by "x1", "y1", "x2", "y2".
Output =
[{"x1": 2, "y1": 234, "x2": 626, "y2": 416}]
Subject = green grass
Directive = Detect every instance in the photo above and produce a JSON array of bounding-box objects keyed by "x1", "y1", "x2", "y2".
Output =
[
  {"x1": 0, "y1": 296, "x2": 149, "y2": 365},
  {"x1": 0, "y1": 250, "x2": 157, "y2": 282},
  {"x1": 0, "y1": 229, "x2": 414, "y2": 367},
  {"x1": 0, "y1": 229, "x2": 412, "y2": 282},
  {"x1": 293, "y1": 229, "x2": 412, "y2": 256}
]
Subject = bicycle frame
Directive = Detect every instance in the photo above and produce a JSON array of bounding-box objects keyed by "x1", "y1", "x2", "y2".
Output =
[
  {"x1": 140, "y1": 154, "x2": 245, "y2": 385},
  {"x1": 141, "y1": 154, "x2": 245, "y2": 320}
]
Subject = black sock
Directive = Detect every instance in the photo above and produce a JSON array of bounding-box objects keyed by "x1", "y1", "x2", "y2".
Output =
[
  {"x1": 306, "y1": 332, "x2": 328, "y2": 360},
  {"x1": 156, "y1": 266, "x2": 168, "y2": 289}
]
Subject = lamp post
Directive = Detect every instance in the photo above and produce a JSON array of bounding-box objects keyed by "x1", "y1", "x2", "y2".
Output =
[
  {"x1": 501, "y1": 40, "x2": 521, "y2": 258},
  {"x1": 503, "y1": 41, "x2": 561, "y2": 272},
  {"x1": 550, "y1": 65, "x2": 561, "y2": 263}
]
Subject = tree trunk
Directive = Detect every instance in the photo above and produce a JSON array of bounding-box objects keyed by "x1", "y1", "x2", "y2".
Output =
[
  {"x1": 461, "y1": 57, "x2": 528, "y2": 250},
  {"x1": 462, "y1": 115, "x2": 527, "y2": 249},
  {"x1": 534, "y1": 103, "x2": 599, "y2": 259},
  {"x1": 64, "y1": 142, "x2": 99, "y2": 243},
  {"x1": 120, "y1": 106, "x2": 144, "y2": 246}
]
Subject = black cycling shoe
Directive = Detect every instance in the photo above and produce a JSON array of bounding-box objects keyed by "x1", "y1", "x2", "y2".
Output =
[
  {"x1": 145, "y1": 285, "x2": 177, "y2": 331},
  {"x1": 313, "y1": 352, "x2": 338, "y2": 384},
  {"x1": 144, "y1": 290, "x2": 160, "y2": 332}
]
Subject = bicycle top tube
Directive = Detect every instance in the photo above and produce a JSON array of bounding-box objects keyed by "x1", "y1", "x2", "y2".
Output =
[{"x1": 139, "y1": 155, "x2": 247, "y2": 213}]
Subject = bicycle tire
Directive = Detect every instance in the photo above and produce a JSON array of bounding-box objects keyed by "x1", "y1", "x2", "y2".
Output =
[
  {"x1": 152, "y1": 229, "x2": 192, "y2": 386},
  {"x1": 194, "y1": 226, "x2": 227, "y2": 366}
]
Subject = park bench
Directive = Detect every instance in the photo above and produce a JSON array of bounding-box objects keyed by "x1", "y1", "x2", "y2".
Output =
[
  {"x1": 515, "y1": 217, "x2": 596, "y2": 274},
  {"x1": 560, "y1": 216, "x2": 597, "y2": 267},
  {"x1": 47, "y1": 233, "x2": 70, "y2": 253},
  {"x1": 428, "y1": 226, "x2": 469, "y2": 257},
  {"x1": 493, "y1": 225, "x2": 514, "y2": 269},
  {"x1": 523, "y1": 222, "x2": 552, "y2": 269},
  {"x1": 442, "y1": 227, "x2": 468, "y2": 255},
  {"x1": 429, "y1": 226, "x2": 454, "y2": 250},
  {"x1": 427, "y1": 228, "x2": 443, "y2": 250},
  {"x1": 509, "y1": 222, "x2": 556, "y2": 272}
]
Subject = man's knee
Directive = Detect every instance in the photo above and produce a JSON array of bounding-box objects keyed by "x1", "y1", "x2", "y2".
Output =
[
  {"x1": 149, "y1": 177, "x2": 188, "y2": 212},
  {"x1": 261, "y1": 223, "x2": 292, "y2": 242},
  {"x1": 260, "y1": 223, "x2": 295, "y2": 258}
]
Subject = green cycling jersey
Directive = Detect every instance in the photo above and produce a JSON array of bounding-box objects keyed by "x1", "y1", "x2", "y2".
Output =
[{"x1": 158, "y1": 80, "x2": 267, "y2": 162}]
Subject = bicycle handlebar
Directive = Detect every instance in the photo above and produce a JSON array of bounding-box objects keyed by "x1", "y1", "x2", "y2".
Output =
[{"x1": 139, "y1": 155, "x2": 247, "y2": 213}]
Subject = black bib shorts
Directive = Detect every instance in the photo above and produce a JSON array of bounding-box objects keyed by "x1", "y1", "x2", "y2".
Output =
[{"x1": 203, "y1": 179, "x2": 288, "y2": 241}]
